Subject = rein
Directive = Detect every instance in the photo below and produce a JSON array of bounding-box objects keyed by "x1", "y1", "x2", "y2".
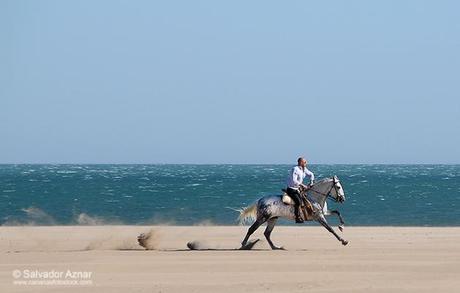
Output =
[{"x1": 307, "y1": 178, "x2": 340, "y2": 202}]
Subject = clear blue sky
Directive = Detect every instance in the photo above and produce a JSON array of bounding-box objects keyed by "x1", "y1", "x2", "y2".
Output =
[{"x1": 1, "y1": 1, "x2": 459, "y2": 164}]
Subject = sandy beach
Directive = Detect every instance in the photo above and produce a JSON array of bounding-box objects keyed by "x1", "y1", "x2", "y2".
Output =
[{"x1": 1, "y1": 225, "x2": 459, "y2": 292}]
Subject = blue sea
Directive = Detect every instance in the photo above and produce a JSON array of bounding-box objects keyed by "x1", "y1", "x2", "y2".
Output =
[{"x1": 0, "y1": 164, "x2": 459, "y2": 226}]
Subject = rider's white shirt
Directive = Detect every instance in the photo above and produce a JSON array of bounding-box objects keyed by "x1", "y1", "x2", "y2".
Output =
[{"x1": 286, "y1": 166, "x2": 315, "y2": 189}]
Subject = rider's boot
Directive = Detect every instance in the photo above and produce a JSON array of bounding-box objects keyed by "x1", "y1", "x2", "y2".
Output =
[{"x1": 294, "y1": 205, "x2": 304, "y2": 223}]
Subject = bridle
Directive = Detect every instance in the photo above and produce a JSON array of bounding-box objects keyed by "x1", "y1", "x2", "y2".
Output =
[{"x1": 306, "y1": 177, "x2": 343, "y2": 203}]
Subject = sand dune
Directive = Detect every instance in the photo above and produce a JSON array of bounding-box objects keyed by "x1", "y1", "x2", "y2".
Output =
[{"x1": 1, "y1": 226, "x2": 459, "y2": 292}]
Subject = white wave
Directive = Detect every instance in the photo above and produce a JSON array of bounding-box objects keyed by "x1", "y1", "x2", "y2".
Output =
[{"x1": 56, "y1": 170, "x2": 78, "y2": 174}]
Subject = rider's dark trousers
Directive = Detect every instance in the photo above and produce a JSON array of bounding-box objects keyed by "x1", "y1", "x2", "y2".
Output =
[{"x1": 286, "y1": 187, "x2": 302, "y2": 219}]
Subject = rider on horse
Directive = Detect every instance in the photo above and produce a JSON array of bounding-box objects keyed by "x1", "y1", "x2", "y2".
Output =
[{"x1": 286, "y1": 157, "x2": 315, "y2": 223}]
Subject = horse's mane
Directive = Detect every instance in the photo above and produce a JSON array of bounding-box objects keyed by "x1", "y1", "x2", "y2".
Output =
[{"x1": 314, "y1": 177, "x2": 333, "y2": 185}]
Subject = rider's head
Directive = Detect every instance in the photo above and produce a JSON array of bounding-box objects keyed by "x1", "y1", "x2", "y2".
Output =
[{"x1": 297, "y1": 157, "x2": 307, "y2": 168}]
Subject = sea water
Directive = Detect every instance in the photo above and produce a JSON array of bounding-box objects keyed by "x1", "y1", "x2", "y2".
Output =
[{"x1": 1, "y1": 164, "x2": 459, "y2": 226}]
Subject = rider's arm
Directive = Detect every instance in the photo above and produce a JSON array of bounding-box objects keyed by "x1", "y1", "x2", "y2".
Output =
[{"x1": 305, "y1": 168, "x2": 315, "y2": 185}]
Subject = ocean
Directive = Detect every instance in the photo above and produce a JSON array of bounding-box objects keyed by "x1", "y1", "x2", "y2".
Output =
[{"x1": 0, "y1": 164, "x2": 459, "y2": 226}]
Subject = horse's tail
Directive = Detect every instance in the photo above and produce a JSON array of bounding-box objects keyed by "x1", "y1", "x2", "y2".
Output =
[{"x1": 237, "y1": 202, "x2": 258, "y2": 225}]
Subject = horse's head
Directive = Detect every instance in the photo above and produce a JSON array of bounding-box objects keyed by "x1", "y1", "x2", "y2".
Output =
[
  {"x1": 331, "y1": 175, "x2": 345, "y2": 203},
  {"x1": 308, "y1": 176, "x2": 346, "y2": 203}
]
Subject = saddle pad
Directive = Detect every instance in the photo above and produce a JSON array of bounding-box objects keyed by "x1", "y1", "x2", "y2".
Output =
[{"x1": 282, "y1": 193, "x2": 294, "y2": 205}]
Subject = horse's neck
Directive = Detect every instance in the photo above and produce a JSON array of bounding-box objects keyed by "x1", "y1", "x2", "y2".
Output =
[{"x1": 308, "y1": 180, "x2": 331, "y2": 207}]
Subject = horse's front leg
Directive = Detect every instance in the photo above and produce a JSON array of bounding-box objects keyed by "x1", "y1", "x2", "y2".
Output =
[
  {"x1": 328, "y1": 210, "x2": 345, "y2": 231},
  {"x1": 317, "y1": 215, "x2": 348, "y2": 246}
]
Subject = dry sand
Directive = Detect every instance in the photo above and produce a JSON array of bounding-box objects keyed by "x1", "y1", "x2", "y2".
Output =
[{"x1": 0, "y1": 225, "x2": 459, "y2": 292}]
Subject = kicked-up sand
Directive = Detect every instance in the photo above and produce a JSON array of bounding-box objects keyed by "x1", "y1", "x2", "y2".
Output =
[{"x1": 0, "y1": 225, "x2": 459, "y2": 292}]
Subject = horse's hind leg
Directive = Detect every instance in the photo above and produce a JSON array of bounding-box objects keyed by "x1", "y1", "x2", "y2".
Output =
[
  {"x1": 241, "y1": 218, "x2": 265, "y2": 247},
  {"x1": 318, "y1": 215, "x2": 348, "y2": 246},
  {"x1": 264, "y1": 217, "x2": 283, "y2": 250}
]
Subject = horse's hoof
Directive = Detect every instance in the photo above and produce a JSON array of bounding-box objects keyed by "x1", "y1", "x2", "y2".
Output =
[
  {"x1": 239, "y1": 239, "x2": 260, "y2": 250},
  {"x1": 338, "y1": 225, "x2": 344, "y2": 232},
  {"x1": 341, "y1": 240, "x2": 348, "y2": 246},
  {"x1": 272, "y1": 246, "x2": 286, "y2": 250}
]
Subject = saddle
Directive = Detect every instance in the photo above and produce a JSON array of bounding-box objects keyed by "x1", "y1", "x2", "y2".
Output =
[{"x1": 281, "y1": 189, "x2": 314, "y2": 220}]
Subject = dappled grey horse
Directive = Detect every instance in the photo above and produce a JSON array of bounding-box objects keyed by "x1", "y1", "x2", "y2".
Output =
[{"x1": 238, "y1": 176, "x2": 348, "y2": 249}]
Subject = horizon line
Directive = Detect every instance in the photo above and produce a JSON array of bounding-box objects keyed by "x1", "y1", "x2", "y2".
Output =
[{"x1": 0, "y1": 162, "x2": 459, "y2": 165}]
